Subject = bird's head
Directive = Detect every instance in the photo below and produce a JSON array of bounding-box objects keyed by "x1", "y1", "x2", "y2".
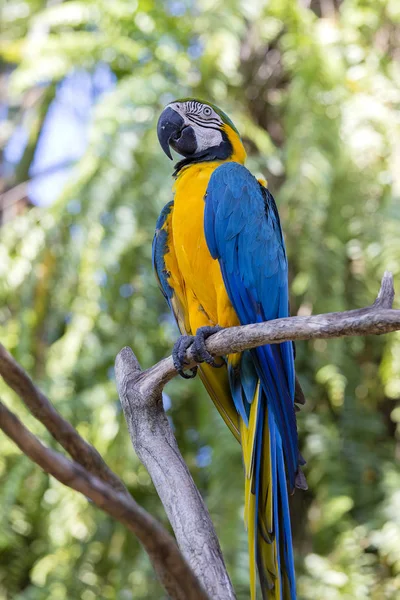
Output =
[{"x1": 157, "y1": 98, "x2": 246, "y2": 172}]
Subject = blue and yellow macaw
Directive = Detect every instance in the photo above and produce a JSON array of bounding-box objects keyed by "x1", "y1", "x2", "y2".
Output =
[{"x1": 153, "y1": 98, "x2": 306, "y2": 599}]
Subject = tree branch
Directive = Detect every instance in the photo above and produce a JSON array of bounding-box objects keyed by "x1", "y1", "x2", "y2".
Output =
[
  {"x1": 115, "y1": 272, "x2": 397, "y2": 600},
  {"x1": 141, "y1": 272, "x2": 398, "y2": 393},
  {"x1": 115, "y1": 348, "x2": 237, "y2": 600},
  {"x1": 114, "y1": 271, "x2": 398, "y2": 598},
  {"x1": 0, "y1": 343, "x2": 127, "y2": 494},
  {"x1": 0, "y1": 400, "x2": 209, "y2": 600}
]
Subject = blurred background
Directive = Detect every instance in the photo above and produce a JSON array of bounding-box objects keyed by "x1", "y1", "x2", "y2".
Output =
[{"x1": 1, "y1": 0, "x2": 400, "y2": 598}]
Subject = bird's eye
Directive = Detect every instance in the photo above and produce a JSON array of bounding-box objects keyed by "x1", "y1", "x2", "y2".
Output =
[{"x1": 203, "y1": 106, "x2": 212, "y2": 117}]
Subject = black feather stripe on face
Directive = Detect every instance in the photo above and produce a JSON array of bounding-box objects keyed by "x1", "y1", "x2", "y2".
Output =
[
  {"x1": 186, "y1": 118, "x2": 222, "y2": 133},
  {"x1": 186, "y1": 114, "x2": 221, "y2": 128},
  {"x1": 172, "y1": 97, "x2": 241, "y2": 135},
  {"x1": 187, "y1": 100, "x2": 202, "y2": 114}
]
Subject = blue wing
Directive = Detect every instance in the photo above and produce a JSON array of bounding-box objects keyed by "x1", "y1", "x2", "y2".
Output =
[
  {"x1": 152, "y1": 200, "x2": 175, "y2": 305},
  {"x1": 152, "y1": 200, "x2": 191, "y2": 335},
  {"x1": 204, "y1": 161, "x2": 298, "y2": 486},
  {"x1": 204, "y1": 162, "x2": 299, "y2": 599}
]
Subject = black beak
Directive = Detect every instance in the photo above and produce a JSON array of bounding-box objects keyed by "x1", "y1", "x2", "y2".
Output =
[
  {"x1": 157, "y1": 106, "x2": 198, "y2": 160},
  {"x1": 157, "y1": 107, "x2": 184, "y2": 160}
]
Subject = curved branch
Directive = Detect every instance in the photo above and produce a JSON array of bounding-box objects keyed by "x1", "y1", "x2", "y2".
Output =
[
  {"x1": 144, "y1": 272, "x2": 398, "y2": 393},
  {"x1": 115, "y1": 348, "x2": 236, "y2": 600},
  {"x1": 114, "y1": 272, "x2": 398, "y2": 598},
  {"x1": 0, "y1": 343, "x2": 127, "y2": 493},
  {"x1": 0, "y1": 400, "x2": 209, "y2": 600}
]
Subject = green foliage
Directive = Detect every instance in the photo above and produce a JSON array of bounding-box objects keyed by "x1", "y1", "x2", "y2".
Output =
[{"x1": 1, "y1": 0, "x2": 400, "y2": 598}]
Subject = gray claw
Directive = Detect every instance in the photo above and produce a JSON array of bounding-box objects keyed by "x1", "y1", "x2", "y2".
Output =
[
  {"x1": 192, "y1": 326, "x2": 224, "y2": 368},
  {"x1": 172, "y1": 335, "x2": 197, "y2": 379}
]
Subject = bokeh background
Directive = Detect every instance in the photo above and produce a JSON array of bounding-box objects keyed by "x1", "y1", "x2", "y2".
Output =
[{"x1": 1, "y1": 1, "x2": 400, "y2": 598}]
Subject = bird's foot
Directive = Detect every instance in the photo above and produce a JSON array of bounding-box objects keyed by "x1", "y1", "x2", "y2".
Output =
[
  {"x1": 172, "y1": 335, "x2": 197, "y2": 379},
  {"x1": 172, "y1": 326, "x2": 224, "y2": 379},
  {"x1": 191, "y1": 326, "x2": 224, "y2": 368}
]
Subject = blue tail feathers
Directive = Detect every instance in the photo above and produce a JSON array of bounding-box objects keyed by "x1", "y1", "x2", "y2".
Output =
[{"x1": 228, "y1": 351, "x2": 297, "y2": 600}]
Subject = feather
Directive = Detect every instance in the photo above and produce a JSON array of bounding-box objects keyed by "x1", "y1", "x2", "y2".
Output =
[{"x1": 204, "y1": 162, "x2": 299, "y2": 599}]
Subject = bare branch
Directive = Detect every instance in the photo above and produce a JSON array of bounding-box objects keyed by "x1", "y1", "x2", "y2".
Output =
[
  {"x1": 0, "y1": 343, "x2": 127, "y2": 493},
  {"x1": 0, "y1": 400, "x2": 210, "y2": 600},
  {"x1": 115, "y1": 347, "x2": 236, "y2": 600},
  {"x1": 143, "y1": 272, "x2": 398, "y2": 392},
  {"x1": 114, "y1": 272, "x2": 398, "y2": 598},
  {"x1": 372, "y1": 271, "x2": 395, "y2": 309}
]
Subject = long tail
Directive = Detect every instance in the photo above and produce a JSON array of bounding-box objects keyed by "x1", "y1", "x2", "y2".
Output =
[{"x1": 229, "y1": 350, "x2": 298, "y2": 600}]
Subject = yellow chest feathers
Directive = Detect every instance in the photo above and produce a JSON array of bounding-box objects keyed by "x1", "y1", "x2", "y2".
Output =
[
  {"x1": 172, "y1": 161, "x2": 219, "y2": 293},
  {"x1": 170, "y1": 161, "x2": 239, "y2": 329}
]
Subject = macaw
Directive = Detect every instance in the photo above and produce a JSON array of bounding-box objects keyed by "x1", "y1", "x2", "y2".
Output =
[{"x1": 153, "y1": 98, "x2": 306, "y2": 600}]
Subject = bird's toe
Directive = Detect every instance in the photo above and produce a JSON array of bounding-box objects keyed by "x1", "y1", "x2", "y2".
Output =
[
  {"x1": 172, "y1": 335, "x2": 197, "y2": 379},
  {"x1": 191, "y1": 326, "x2": 224, "y2": 368}
]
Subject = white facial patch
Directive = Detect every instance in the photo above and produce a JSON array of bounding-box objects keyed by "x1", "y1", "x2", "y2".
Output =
[{"x1": 168, "y1": 100, "x2": 224, "y2": 152}]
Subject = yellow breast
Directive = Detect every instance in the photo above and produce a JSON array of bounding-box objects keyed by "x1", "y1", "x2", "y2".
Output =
[{"x1": 170, "y1": 161, "x2": 239, "y2": 330}]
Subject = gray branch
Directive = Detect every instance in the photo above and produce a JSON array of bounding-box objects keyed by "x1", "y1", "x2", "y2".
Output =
[
  {"x1": 140, "y1": 272, "x2": 398, "y2": 393},
  {"x1": 0, "y1": 342, "x2": 127, "y2": 494},
  {"x1": 0, "y1": 400, "x2": 209, "y2": 600},
  {"x1": 115, "y1": 348, "x2": 236, "y2": 600},
  {"x1": 114, "y1": 272, "x2": 398, "y2": 599}
]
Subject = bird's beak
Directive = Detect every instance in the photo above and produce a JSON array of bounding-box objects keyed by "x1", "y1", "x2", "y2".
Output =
[
  {"x1": 157, "y1": 106, "x2": 197, "y2": 159},
  {"x1": 157, "y1": 107, "x2": 185, "y2": 160}
]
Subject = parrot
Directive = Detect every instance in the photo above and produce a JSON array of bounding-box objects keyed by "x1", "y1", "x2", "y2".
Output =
[{"x1": 153, "y1": 98, "x2": 306, "y2": 600}]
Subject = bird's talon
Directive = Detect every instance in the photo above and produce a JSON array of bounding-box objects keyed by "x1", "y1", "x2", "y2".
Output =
[
  {"x1": 172, "y1": 335, "x2": 196, "y2": 379},
  {"x1": 192, "y1": 326, "x2": 224, "y2": 368},
  {"x1": 172, "y1": 327, "x2": 224, "y2": 378},
  {"x1": 178, "y1": 366, "x2": 198, "y2": 379}
]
